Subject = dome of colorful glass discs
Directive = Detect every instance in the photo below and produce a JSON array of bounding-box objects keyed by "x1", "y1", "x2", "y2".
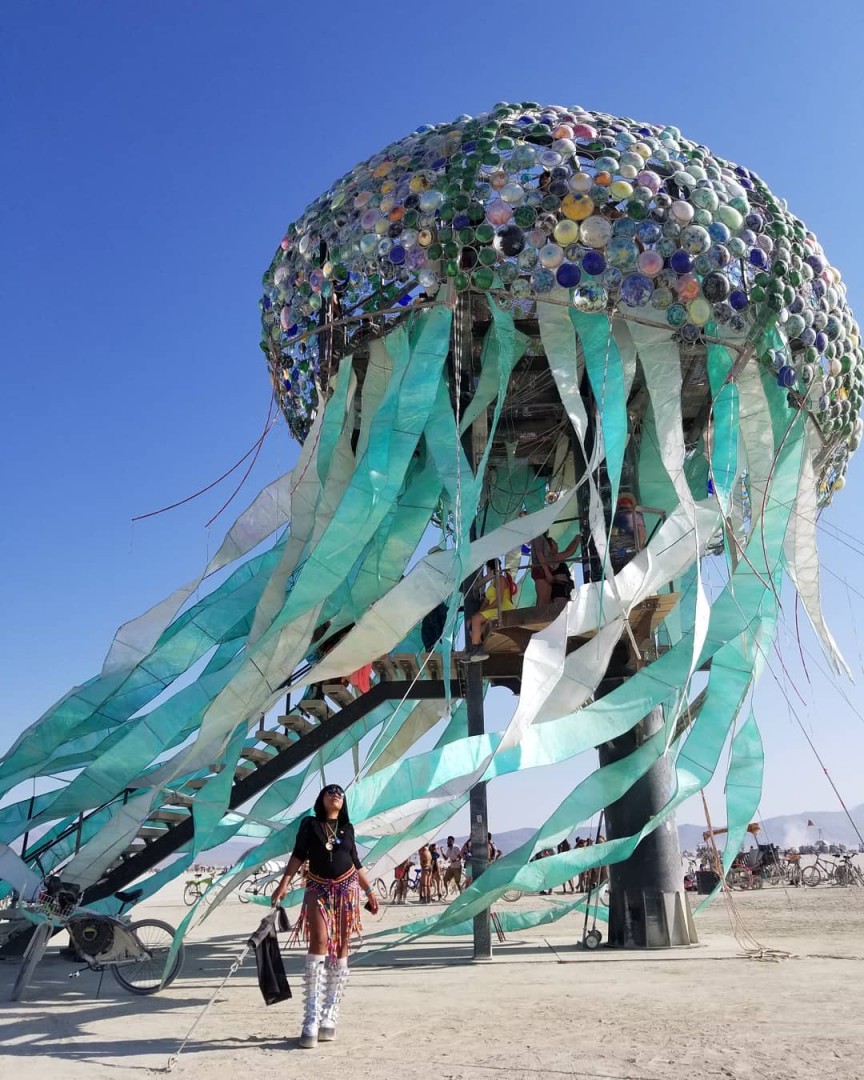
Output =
[{"x1": 260, "y1": 102, "x2": 861, "y2": 495}]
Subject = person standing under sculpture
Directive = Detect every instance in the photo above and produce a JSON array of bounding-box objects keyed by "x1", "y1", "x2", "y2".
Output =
[
  {"x1": 429, "y1": 841, "x2": 444, "y2": 900},
  {"x1": 271, "y1": 784, "x2": 379, "y2": 1048},
  {"x1": 418, "y1": 843, "x2": 433, "y2": 902},
  {"x1": 442, "y1": 835, "x2": 463, "y2": 895}
]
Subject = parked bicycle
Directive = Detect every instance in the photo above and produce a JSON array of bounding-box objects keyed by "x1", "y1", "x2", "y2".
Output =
[
  {"x1": 183, "y1": 873, "x2": 214, "y2": 907},
  {"x1": 8, "y1": 876, "x2": 184, "y2": 1001},
  {"x1": 236, "y1": 870, "x2": 280, "y2": 904},
  {"x1": 833, "y1": 854, "x2": 864, "y2": 887},
  {"x1": 801, "y1": 854, "x2": 838, "y2": 887},
  {"x1": 389, "y1": 864, "x2": 422, "y2": 903}
]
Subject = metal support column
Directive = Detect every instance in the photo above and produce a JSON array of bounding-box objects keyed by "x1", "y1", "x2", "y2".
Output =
[
  {"x1": 465, "y1": 660, "x2": 492, "y2": 959},
  {"x1": 597, "y1": 694, "x2": 697, "y2": 948},
  {"x1": 449, "y1": 281, "x2": 491, "y2": 959}
]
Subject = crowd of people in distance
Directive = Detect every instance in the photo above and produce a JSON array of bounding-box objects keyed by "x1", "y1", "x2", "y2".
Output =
[
  {"x1": 391, "y1": 833, "x2": 502, "y2": 903},
  {"x1": 531, "y1": 835, "x2": 607, "y2": 894},
  {"x1": 388, "y1": 831, "x2": 609, "y2": 903}
]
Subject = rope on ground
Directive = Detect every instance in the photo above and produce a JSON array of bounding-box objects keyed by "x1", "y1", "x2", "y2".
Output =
[
  {"x1": 701, "y1": 792, "x2": 793, "y2": 964},
  {"x1": 164, "y1": 943, "x2": 252, "y2": 1072}
]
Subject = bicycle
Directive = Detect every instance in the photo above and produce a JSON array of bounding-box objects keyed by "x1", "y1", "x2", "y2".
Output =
[
  {"x1": 236, "y1": 870, "x2": 281, "y2": 904},
  {"x1": 780, "y1": 851, "x2": 803, "y2": 886},
  {"x1": 389, "y1": 865, "x2": 422, "y2": 903},
  {"x1": 801, "y1": 854, "x2": 837, "y2": 887},
  {"x1": 8, "y1": 877, "x2": 184, "y2": 1001},
  {"x1": 183, "y1": 874, "x2": 214, "y2": 907},
  {"x1": 833, "y1": 854, "x2": 864, "y2": 887}
]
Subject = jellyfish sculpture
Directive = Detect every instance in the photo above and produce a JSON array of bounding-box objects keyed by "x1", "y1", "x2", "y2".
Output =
[{"x1": 0, "y1": 103, "x2": 859, "y2": 953}]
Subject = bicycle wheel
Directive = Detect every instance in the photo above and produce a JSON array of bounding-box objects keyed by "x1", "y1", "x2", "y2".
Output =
[
  {"x1": 112, "y1": 920, "x2": 184, "y2": 995},
  {"x1": 237, "y1": 877, "x2": 254, "y2": 903},
  {"x1": 726, "y1": 868, "x2": 751, "y2": 890},
  {"x1": 801, "y1": 865, "x2": 821, "y2": 887},
  {"x1": 834, "y1": 864, "x2": 850, "y2": 886},
  {"x1": 373, "y1": 878, "x2": 388, "y2": 900},
  {"x1": 388, "y1": 881, "x2": 400, "y2": 903},
  {"x1": 501, "y1": 889, "x2": 523, "y2": 903},
  {"x1": 599, "y1": 881, "x2": 610, "y2": 907},
  {"x1": 259, "y1": 877, "x2": 279, "y2": 898},
  {"x1": 11, "y1": 921, "x2": 52, "y2": 1002},
  {"x1": 182, "y1": 883, "x2": 200, "y2": 907}
]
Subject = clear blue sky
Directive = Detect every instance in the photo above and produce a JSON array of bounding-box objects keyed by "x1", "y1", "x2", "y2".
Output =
[{"x1": 2, "y1": 2, "x2": 863, "y2": 836}]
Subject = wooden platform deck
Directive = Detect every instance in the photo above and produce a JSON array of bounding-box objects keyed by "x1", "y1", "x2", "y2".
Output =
[{"x1": 485, "y1": 592, "x2": 681, "y2": 667}]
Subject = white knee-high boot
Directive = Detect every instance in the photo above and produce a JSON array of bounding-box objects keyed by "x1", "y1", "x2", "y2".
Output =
[
  {"x1": 318, "y1": 957, "x2": 349, "y2": 1041},
  {"x1": 299, "y1": 954, "x2": 326, "y2": 1048}
]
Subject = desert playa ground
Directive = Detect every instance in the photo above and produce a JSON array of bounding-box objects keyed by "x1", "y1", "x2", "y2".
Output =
[{"x1": 1, "y1": 876, "x2": 863, "y2": 1080}]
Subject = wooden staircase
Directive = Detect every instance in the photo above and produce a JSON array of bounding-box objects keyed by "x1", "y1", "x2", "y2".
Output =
[{"x1": 81, "y1": 673, "x2": 464, "y2": 905}]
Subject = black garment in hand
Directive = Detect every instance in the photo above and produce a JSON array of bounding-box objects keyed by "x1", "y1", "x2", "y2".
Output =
[{"x1": 248, "y1": 907, "x2": 292, "y2": 1005}]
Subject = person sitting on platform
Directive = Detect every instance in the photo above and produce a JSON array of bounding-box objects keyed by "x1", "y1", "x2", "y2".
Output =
[
  {"x1": 466, "y1": 559, "x2": 517, "y2": 663},
  {"x1": 531, "y1": 532, "x2": 580, "y2": 604},
  {"x1": 530, "y1": 533, "x2": 555, "y2": 605},
  {"x1": 547, "y1": 534, "x2": 580, "y2": 602}
]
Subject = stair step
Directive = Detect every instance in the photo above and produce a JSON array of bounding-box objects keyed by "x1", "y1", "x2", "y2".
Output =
[
  {"x1": 279, "y1": 713, "x2": 316, "y2": 736},
  {"x1": 234, "y1": 764, "x2": 255, "y2": 780},
  {"x1": 373, "y1": 656, "x2": 401, "y2": 681},
  {"x1": 185, "y1": 777, "x2": 210, "y2": 790},
  {"x1": 392, "y1": 653, "x2": 422, "y2": 680},
  {"x1": 165, "y1": 792, "x2": 195, "y2": 808},
  {"x1": 149, "y1": 808, "x2": 189, "y2": 825},
  {"x1": 322, "y1": 682, "x2": 356, "y2": 707},
  {"x1": 112, "y1": 840, "x2": 147, "y2": 865},
  {"x1": 422, "y1": 651, "x2": 441, "y2": 680},
  {"x1": 257, "y1": 729, "x2": 296, "y2": 751},
  {"x1": 240, "y1": 746, "x2": 276, "y2": 766},
  {"x1": 296, "y1": 697, "x2": 331, "y2": 722},
  {"x1": 420, "y1": 651, "x2": 457, "y2": 680},
  {"x1": 137, "y1": 826, "x2": 167, "y2": 840}
]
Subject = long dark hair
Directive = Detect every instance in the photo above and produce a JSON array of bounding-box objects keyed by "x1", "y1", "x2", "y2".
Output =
[{"x1": 313, "y1": 786, "x2": 351, "y2": 829}]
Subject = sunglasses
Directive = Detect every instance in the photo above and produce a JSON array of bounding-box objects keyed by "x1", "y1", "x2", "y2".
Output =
[{"x1": 323, "y1": 786, "x2": 344, "y2": 798}]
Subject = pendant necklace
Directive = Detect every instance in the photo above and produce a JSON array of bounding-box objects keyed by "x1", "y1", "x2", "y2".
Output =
[{"x1": 324, "y1": 821, "x2": 338, "y2": 852}]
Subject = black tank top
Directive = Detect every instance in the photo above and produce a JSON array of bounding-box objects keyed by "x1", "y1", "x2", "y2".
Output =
[{"x1": 291, "y1": 816, "x2": 362, "y2": 879}]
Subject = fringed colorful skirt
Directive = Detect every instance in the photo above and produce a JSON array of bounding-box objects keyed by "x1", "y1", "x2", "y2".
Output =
[{"x1": 292, "y1": 867, "x2": 362, "y2": 959}]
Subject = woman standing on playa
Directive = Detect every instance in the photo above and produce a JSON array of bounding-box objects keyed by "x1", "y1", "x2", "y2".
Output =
[{"x1": 271, "y1": 784, "x2": 379, "y2": 1048}]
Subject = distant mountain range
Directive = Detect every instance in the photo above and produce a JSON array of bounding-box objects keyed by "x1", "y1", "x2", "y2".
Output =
[
  {"x1": 190, "y1": 806, "x2": 864, "y2": 869},
  {"x1": 677, "y1": 804, "x2": 864, "y2": 853}
]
